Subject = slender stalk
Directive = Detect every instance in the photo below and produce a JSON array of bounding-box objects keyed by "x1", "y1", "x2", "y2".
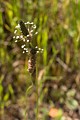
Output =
[
  {"x1": 36, "y1": 60, "x2": 39, "y2": 120},
  {"x1": 24, "y1": 74, "x2": 33, "y2": 120}
]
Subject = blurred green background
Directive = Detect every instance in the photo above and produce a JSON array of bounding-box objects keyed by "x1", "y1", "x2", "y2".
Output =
[{"x1": 0, "y1": 0, "x2": 80, "y2": 120}]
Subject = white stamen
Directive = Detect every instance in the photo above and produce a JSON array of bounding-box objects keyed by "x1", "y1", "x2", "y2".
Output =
[
  {"x1": 35, "y1": 32, "x2": 38, "y2": 35},
  {"x1": 16, "y1": 36, "x2": 19, "y2": 39},
  {"x1": 23, "y1": 51, "x2": 25, "y2": 53},
  {"x1": 14, "y1": 30, "x2": 17, "y2": 34},
  {"x1": 13, "y1": 36, "x2": 15, "y2": 39},
  {"x1": 32, "y1": 25, "x2": 36, "y2": 29},
  {"x1": 26, "y1": 50, "x2": 28, "y2": 52},
  {"x1": 30, "y1": 22, "x2": 33, "y2": 24},
  {"x1": 24, "y1": 48, "x2": 28, "y2": 50},
  {"x1": 23, "y1": 38, "x2": 25, "y2": 42},
  {"x1": 35, "y1": 46, "x2": 38, "y2": 48},
  {"x1": 28, "y1": 28, "x2": 29, "y2": 31},
  {"x1": 21, "y1": 44, "x2": 25, "y2": 48},
  {"x1": 27, "y1": 22, "x2": 30, "y2": 24},
  {"x1": 15, "y1": 40, "x2": 17, "y2": 42},
  {"x1": 39, "y1": 48, "x2": 41, "y2": 50},
  {"x1": 15, "y1": 24, "x2": 20, "y2": 28},
  {"x1": 27, "y1": 40, "x2": 29, "y2": 42},
  {"x1": 30, "y1": 30, "x2": 33, "y2": 33},
  {"x1": 37, "y1": 51, "x2": 39, "y2": 53},
  {"x1": 27, "y1": 35, "x2": 29, "y2": 37},
  {"x1": 20, "y1": 35, "x2": 23, "y2": 38}
]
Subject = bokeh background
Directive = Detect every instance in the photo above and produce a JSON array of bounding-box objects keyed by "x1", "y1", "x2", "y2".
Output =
[{"x1": 0, "y1": 0, "x2": 80, "y2": 120}]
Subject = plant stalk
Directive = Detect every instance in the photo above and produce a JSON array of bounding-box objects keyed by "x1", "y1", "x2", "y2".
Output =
[{"x1": 36, "y1": 60, "x2": 39, "y2": 120}]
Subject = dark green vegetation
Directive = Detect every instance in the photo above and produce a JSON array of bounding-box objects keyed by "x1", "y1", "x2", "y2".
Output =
[{"x1": 0, "y1": 0, "x2": 80, "y2": 120}]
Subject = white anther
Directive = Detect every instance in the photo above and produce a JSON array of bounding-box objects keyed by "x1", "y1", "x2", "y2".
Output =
[
  {"x1": 16, "y1": 36, "x2": 19, "y2": 39},
  {"x1": 15, "y1": 40, "x2": 17, "y2": 42},
  {"x1": 13, "y1": 36, "x2": 15, "y2": 39},
  {"x1": 15, "y1": 24, "x2": 20, "y2": 28},
  {"x1": 27, "y1": 40, "x2": 29, "y2": 42},
  {"x1": 27, "y1": 35, "x2": 29, "y2": 37},
  {"x1": 20, "y1": 35, "x2": 23, "y2": 38},
  {"x1": 35, "y1": 46, "x2": 38, "y2": 48},
  {"x1": 32, "y1": 25, "x2": 36, "y2": 29},
  {"x1": 14, "y1": 30, "x2": 17, "y2": 34},
  {"x1": 23, "y1": 51, "x2": 25, "y2": 53},
  {"x1": 30, "y1": 30, "x2": 33, "y2": 33},
  {"x1": 21, "y1": 44, "x2": 25, "y2": 48}
]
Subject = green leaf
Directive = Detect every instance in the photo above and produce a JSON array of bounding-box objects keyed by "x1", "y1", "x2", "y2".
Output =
[
  {"x1": 8, "y1": 84, "x2": 14, "y2": 95},
  {"x1": 66, "y1": 98, "x2": 78, "y2": 110},
  {"x1": 26, "y1": 85, "x2": 33, "y2": 94},
  {"x1": 3, "y1": 93, "x2": 9, "y2": 102},
  {"x1": 0, "y1": 84, "x2": 3, "y2": 94},
  {"x1": 67, "y1": 89, "x2": 76, "y2": 97}
]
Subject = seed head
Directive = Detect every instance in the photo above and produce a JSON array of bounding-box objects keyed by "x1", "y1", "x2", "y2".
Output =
[{"x1": 13, "y1": 20, "x2": 43, "y2": 54}]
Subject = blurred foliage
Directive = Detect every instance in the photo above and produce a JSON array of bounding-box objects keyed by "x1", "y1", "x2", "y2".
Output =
[{"x1": 0, "y1": 0, "x2": 80, "y2": 119}]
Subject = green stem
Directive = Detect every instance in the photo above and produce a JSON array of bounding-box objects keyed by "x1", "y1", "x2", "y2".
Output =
[{"x1": 36, "y1": 60, "x2": 39, "y2": 120}]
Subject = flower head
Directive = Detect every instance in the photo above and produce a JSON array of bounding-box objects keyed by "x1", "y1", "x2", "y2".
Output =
[
  {"x1": 13, "y1": 20, "x2": 43, "y2": 75},
  {"x1": 13, "y1": 20, "x2": 43, "y2": 54}
]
